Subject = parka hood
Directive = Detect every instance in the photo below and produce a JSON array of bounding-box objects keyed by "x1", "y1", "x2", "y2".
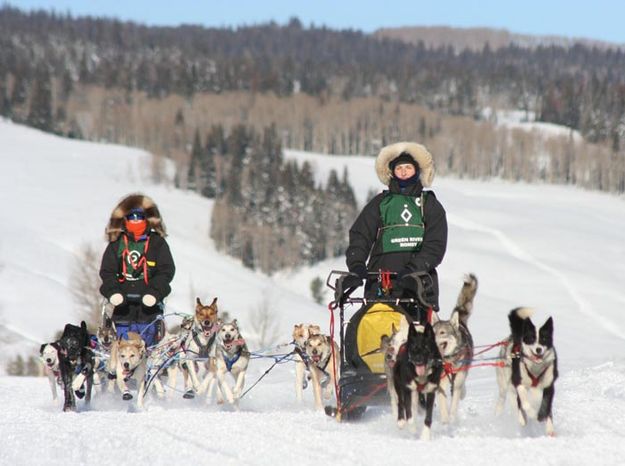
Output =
[
  {"x1": 375, "y1": 142, "x2": 435, "y2": 187},
  {"x1": 105, "y1": 193, "x2": 166, "y2": 242}
]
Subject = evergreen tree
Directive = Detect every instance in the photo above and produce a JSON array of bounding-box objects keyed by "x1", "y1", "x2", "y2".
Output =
[
  {"x1": 6, "y1": 354, "x2": 25, "y2": 376},
  {"x1": 310, "y1": 277, "x2": 325, "y2": 304},
  {"x1": 242, "y1": 239, "x2": 255, "y2": 270},
  {"x1": 187, "y1": 128, "x2": 203, "y2": 192},
  {"x1": 0, "y1": 74, "x2": 10, "y2": 117},
  {"x1": 27, "y1": 67, "x2": 53, "y2": 132}
]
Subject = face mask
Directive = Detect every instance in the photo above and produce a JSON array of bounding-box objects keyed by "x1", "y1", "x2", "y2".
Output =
[{"x1": 125, "y1": 219, "x2": 147, "y2": 240}]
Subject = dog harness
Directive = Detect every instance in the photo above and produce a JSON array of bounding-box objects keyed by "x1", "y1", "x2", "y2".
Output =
[
  {"x1": 223, "y1": 348, "x2": 242, "y2": 372},
  {"x1": 525, "y1": 363, "x2": 550, "y2": 387},
  {"x1": 118, "y1": 233, "x2": 151, "y2": 284},
  {"x1": 293, "y1": 344, "x2": 312, "y2": 369},
  {"x1": 192, "y1": 330, "x2": 217, "y2": 359}
]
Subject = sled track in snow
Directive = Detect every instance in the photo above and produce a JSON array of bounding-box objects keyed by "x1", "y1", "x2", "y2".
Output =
[{"x1": 449, "y1": 213, "x2": 625, "y2": 341}]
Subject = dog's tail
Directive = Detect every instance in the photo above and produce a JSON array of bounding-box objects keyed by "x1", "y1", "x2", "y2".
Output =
[
  {"x1": 508, "y1": 307, "x2": 534, "y2": 338},
  {"x1": 454, "y1": 273, "x2": 478, "y2": 326}
]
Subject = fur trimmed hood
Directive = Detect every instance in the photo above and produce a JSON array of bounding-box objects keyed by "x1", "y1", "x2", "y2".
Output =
[
  {"x1": 375, "y1": 142, "x2": 435, "y2": 187},
  {"x1": 105, "y1": 193, "x2": 166, "y2": 242}
]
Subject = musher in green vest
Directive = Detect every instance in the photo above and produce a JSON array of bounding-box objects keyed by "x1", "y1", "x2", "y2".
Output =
[
  {"x1": 99, "y1": 193, "x2": 175, "y2": 346},
  {"x1": 341, "y1": 142, "x2": 448, "y2": 320}
]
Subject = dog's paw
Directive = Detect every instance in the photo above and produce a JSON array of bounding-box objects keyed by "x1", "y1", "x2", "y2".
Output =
[
  {"x1": 122, "y1": 391, "x2": 133, "y2": 401},
  {"x1": 63, "y1": 404, "x2": 76, "y2": 412},
  {"x1": 546, "y1": 418, "x2": 555, "y2": 437},
  {"x1": 183, "y1": 390, "x2": 195, "y2": 399},
  {"x1": 397, "y1": 419, "x2": 406, "y2": 429},
  {"x1": 517, "y1": 409, "x2": 527, "y2": 426},
  {"x1": 525, "y1": 405, "x2": 537, "y2": 419},
  {"x1": 420, "y1": 426, "x2": 431, "y2": 441},
  {"x1": 495, "y1": 401, "x2": 504, "y2": 416}
]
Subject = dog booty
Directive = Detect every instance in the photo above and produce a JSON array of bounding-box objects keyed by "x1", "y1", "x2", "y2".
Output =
[{"x1": 74, "y1": 386, "x2": 85, "y2": 399}]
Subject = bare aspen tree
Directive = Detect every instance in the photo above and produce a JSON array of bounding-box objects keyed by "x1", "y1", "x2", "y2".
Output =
[
  {"x1": 70, "y1": 243, "x2": 104, "y2": 328},
  {"x1": 248, "y1": 294, "x2": 280, "y2": 349}
]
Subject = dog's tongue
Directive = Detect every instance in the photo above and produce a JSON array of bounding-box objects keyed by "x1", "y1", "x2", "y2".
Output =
[{"x1": 415, "y1": 365, "x2": 426, "y2": 377}]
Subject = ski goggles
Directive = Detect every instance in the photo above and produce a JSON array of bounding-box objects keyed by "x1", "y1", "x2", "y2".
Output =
[{"x1": 125, "y1": 211, "x2": 146, "y2": 221}]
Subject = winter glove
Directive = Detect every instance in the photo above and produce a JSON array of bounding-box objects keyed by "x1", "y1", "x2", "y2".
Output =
[
  {"x1": 395, "y1": 271, "x2": 436, "y2": 307},
  {"x1": 351, "y1": 264, "x2": 368, "y2": 280},
  {"x1": 392, "y1": 275, "x2": 414, "y2": 299},
  {"x1": 109, "y1": 293, "x2": 123, "y2": 306},
  {"x1": 142, "y1": 294, "x2": 157, "y2": 307},
  {"x1": 342, "y1": 273, "x2": 364, "y2": 291},
  {"x1": 334, "y1": 270, "x2": 365, "y2": 304}
]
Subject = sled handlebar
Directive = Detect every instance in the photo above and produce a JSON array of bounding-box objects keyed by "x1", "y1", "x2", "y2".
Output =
[{"x1": 325, "y1": 270, "x2": 397, "y2": 291}]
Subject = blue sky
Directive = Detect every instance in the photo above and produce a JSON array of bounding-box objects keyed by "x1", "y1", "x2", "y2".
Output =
[{"x1": 6, "y1": 0, "x2": 625, "y2": 43}]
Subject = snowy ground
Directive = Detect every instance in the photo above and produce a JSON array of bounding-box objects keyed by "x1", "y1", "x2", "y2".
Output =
[{"x1": 1, "y1": 120, "x2": 625, "y2": 464}]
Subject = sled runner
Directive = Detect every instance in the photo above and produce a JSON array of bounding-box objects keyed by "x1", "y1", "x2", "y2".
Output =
[{"x1": 325, "y1": 270, "x2": 434, "y2": 421}]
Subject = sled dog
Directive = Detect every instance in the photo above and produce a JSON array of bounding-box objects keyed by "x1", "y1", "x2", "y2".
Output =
[
  {"x1": 40, "y1": 342, "x2": 61, "y2": 401},
  {"x1": 151, "y1": 314, "x2": 194, "y2": 397},
  {"x1": 91, "y1": 314, "x2": 116, "y2": 389},
  {"x1": 431, "y1": 273, "x2": 478, "y2": 423},
  {"x1": 292, "y1": 323, "x2": 321, "y2": 401},
  {"x1": 180, "y1": 297, "x2": 220, "y2": 399},
  {"x1": 108, "y1": 331, "x2": 151, "y2": 408},
  {"x1": 304, "y1": 333, "x2": 340, "y2": 411},
  {"x1": 215, "y1": 319, "x2": 250, "y2": 405},
  {"x1": 380, "y1": 318, "x2": 409, "y2": 418},
  {"x1": 393, "y1": 322, "x2": 443, "y2": 440},
  {"x1": 56, "y1": 321, "x2": 95, "y2": 412},
  {"x1": 496, "y1": 307, "x2": 558, "y2": 436}
]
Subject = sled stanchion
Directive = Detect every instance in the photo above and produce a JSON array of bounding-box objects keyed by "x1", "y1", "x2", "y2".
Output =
[{"x1": 328, "y1": 300, "x2": 342, "y2": 420}]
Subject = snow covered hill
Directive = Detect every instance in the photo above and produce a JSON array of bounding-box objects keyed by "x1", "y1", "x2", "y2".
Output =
[{"x1": 2, "y1": 120, "x2": 625, "y2": 465}]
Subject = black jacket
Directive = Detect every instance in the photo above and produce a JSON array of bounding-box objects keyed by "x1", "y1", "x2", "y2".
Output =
[
  {"x1": 346, "y1": 178, "x2": 447, "y2": 305},
  {"x1": 99, "y1": 231, "x2": 175, "y2": 304}
]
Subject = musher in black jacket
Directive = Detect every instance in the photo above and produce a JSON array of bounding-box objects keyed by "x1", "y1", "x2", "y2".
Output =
[
  {"x1": 342, "y1": 142, "x2": 447, "y2": 316},
  {"x1": 99, "y1": 193, "x2": 175, "y2": 345}
]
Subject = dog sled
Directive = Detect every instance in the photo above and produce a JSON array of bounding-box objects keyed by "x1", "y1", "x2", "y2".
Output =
[
  {"x1": 325, "y1": 270, "x2": 435, "y2": 421},
  {"x1": 106, "y1": 293, "x2": 167, "y2": 347}
]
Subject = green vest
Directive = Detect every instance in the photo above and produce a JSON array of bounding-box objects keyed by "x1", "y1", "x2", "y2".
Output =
[{"x1": 378, "y1": 193, "x2": 426, "y2": 253}]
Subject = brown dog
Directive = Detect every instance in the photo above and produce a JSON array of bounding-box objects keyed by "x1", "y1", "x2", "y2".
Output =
[
  {"x1": 304, "y1": 334, "x2": 340, "y2": 411},
  {"x1": 108, "y1": 332, "x2": 151, "y2": 408},
  {"x1": 180, "y1": 297, "x2": 220, "y2": 400},
  {"x1": 292, "y1": 323, "x2": 321, "y2": 402}
]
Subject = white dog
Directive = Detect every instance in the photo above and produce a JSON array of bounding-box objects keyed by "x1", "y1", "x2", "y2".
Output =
[
  {"x1": 215, "y1": 320, "x2": 250, "y2": 406},
  {"x1": 39, "y1": 343, "x2": 61, "y2": 401}
]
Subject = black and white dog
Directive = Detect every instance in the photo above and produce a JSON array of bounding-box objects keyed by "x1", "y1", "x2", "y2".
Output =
[
  {"x1": 56, "y1": 321, "x2": 95, "y2": 412},
  {"x1": 39, "y1": 342, "x2": 62, "y2": 401},
  {"x1": 393, "y1": 322, "x2": 443, "y2": 440},
  {"x1": 496, "y1": 308, "x2": 558, "y2": 436}
]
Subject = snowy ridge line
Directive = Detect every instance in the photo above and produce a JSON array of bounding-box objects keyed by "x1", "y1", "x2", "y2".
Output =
[
  {"x1": 0, "y1": 323, "x2": 43, "y2": 345},
  {"x1": 448, "y1": 213, "x2": 625, "y2": 341}
]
